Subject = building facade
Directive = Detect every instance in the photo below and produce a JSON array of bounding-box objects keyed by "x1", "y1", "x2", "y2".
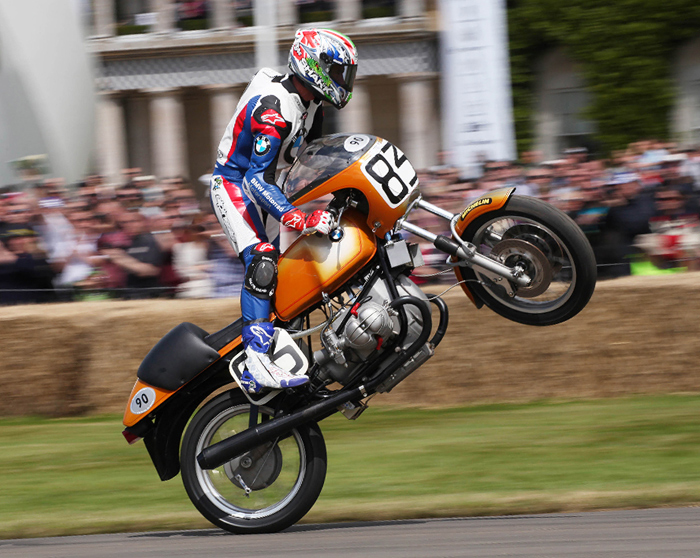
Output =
[{"x1": 86, "y1": 0, "x2": 441, "y2": 191}]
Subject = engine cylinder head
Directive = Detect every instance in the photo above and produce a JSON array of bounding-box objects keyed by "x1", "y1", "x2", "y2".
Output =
[{"x1": 343, "y1": 301, "x2": 394, "y2": 350}]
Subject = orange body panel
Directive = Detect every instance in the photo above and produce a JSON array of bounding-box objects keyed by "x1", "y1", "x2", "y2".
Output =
[
  {"x1": 275, "y1": 209, "x2": 377, "y2": 321},
  {"x1": 123, "y1": 335, "x2": 243, "y2": 428},
  {"x1": 123, "y1": 380, "x2": 177, "y2": 427},
  {"x1": 292, "y1": 138, "x2": 419, "y2": 237},
  {"x1": 452, "y1": 188, "x2": 515, "y2": 306}
]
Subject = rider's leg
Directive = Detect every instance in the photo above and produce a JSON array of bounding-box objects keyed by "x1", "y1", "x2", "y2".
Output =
[
  {"x1": 239, "y1": 242, "x2": 308, "y2": 393},
  {"x1": 210, "y1": 175, "x2": 308, "y2": 393}
]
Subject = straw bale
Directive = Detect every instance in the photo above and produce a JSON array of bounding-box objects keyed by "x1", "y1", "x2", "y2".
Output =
[{"x1": 0, "y1": 273, "x2": 698, "y2": 416}]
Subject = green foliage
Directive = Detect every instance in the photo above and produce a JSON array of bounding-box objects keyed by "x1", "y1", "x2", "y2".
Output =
[{"x1": 508, "y1": 0, "x2": 700, "y2": 154}]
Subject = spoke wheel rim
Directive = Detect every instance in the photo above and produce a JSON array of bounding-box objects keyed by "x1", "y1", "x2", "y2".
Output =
[{"x1": 471, "y1": 216, "x2": 577, "y2": 314}]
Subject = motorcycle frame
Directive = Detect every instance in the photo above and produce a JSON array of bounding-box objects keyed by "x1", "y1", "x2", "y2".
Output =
[{"x1": 124, "y1": 238, "x2": 448, "y2": 481}]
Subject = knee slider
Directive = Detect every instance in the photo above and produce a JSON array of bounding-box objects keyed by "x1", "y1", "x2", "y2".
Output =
[{"x1": 244, "y1": 243, "x2": 279, "y2": 299}]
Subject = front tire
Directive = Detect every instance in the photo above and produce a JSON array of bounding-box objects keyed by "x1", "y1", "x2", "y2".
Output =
[
  {"x1": 458, "y1": 195, "x2": 596, "y2": 326},
  {"x1": 181, "y1": 390, "x2": 327, "y2": 534}
]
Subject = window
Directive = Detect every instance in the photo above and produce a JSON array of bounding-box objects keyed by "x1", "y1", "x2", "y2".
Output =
[{"x1": 556, "y1": 88, "x2": 596, "y2": 152}]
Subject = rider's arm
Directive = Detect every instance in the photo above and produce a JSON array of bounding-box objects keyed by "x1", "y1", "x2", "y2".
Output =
[{"x1": 243, "y1": 96, "x2": 295, "y2": 221}]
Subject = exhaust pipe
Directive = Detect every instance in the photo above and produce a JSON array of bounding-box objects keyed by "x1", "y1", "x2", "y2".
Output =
[
  {"x1": 197, "y1": 296, "x2": 432, "y2": 470},
  {"x1": 197, "y1": 385, "x2": 364, "y2": 470}
]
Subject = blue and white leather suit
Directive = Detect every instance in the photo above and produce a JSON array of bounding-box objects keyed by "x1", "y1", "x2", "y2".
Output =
[{"x1": 210, "y1": 68, "x2": 323, "y2": 345}]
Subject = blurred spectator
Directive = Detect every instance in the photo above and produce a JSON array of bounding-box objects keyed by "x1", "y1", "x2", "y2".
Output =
[
  {"x1": 172, "y1": 222, "x2": 212, "y2": 298},
  {"x1": 104, "y1": 212, "x2": 164, "y2": 299},
  {"x1": 52, "y1": 209, "x2": 99, "y2": 294},
  {"x1": 602, "y1": 173, "x2": 655, "y2": 276},
  {"x1": 0, "y1": 228, "x2": 55, "y2": 304},
  {"x1": 635, "y1": 184, "x2": 700, "y2": 271}
]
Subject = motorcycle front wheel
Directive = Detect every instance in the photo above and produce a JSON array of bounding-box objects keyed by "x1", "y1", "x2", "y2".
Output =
[
  {"x1": 457, "y1": 195, "x2": 597, "y2": 326},
  {"x1": 180, "y1": 390, "x2": 327, "y2": 534}
]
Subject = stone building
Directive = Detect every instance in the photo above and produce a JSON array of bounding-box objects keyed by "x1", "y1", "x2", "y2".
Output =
[{"x1": 86, "y1": 0, "x2": 441, "y2": 191}]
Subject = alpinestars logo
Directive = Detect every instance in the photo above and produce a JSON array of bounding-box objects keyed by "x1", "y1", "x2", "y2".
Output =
[{"x1": 261, "y1": 111, "x2": 286, "y2": 128}]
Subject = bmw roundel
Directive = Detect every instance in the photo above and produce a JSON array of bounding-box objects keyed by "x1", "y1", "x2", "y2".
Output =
[{"x1": 254, "y1": 135, "x2": 271, "y2": 156}]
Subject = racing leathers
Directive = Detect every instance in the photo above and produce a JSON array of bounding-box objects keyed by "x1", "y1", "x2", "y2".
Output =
[{"x1": 210, "y1": 68, "x2": 326, "y2": 393}]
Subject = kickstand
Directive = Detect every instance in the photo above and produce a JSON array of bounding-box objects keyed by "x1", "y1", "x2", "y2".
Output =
[{"x1": 248, "y1": 405, "x2": 258, "y2": 429}]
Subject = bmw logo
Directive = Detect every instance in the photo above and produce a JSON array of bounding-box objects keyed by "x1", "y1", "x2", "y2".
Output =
[{"x1": 254, "y1": 135, "x2": 271, "y2": 156}]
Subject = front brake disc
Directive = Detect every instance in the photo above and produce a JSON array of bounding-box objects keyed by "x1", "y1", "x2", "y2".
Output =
[{"x1": 490, "y1": 239, "x2": 552, "y2": 298}]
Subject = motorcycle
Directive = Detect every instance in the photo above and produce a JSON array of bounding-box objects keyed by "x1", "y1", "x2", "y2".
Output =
[{"x1": 122, "y1": 133, "x2": 596, "y2": 534}]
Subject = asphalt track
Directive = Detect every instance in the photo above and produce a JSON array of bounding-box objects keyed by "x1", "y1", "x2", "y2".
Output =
[{"x1": 2, "y1": 507, "x2": 699, "y2": 558}]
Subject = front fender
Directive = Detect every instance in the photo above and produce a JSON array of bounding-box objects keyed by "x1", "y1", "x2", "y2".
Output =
[{"x1": 452, "y1": 187, "x2": 516, "y2": 308}]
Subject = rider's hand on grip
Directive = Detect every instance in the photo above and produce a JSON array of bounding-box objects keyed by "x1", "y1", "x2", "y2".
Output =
[
  {"x1": 302, "y1": 210, "x2": 333, "y2": 235},
  {"x1": 281, "y1": 209, "x2": 333, "y2": 236}
]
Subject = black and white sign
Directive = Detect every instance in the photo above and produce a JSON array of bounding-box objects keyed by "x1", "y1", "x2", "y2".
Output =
[
  {"x1": 439, "y1": 0, "x2": 516, "y2": 175},
  {"x1": 344, "y1": 135, "x2": 371, "y2": 153},
  {"x1": 130, "y1": 387, "x2": 156, "y2": 415}
]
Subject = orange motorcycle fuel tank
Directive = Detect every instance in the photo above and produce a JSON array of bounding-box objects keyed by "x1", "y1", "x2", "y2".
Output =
[{"x1": 275, "y1": 209, "x2": 376, "y2": 322}]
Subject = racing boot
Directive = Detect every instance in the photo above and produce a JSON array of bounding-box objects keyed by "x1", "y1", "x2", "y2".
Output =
[{"x1": 241, "y1": 323, "x2": 309, "y2": 394}]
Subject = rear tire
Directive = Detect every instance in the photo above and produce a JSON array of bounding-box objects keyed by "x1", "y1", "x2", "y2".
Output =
[
  {"x1": 458, "y1": 195, "x2": 596, "y2": 326},
  {"x1": 181, "y1": 390, "x2": 327, "y2": 534}
]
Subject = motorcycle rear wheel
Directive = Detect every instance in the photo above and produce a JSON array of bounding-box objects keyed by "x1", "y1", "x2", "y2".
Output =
[
  {"x1": 457, "y1": 195, "x2": 596, "y2": 326},
  {"x1": 181, "y1": 390, "x2": 327, "y2": 534}
]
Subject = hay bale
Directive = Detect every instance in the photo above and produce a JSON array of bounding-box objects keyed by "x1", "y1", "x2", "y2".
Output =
[{"x1": 0, "y1": 273, "x2": 699, "y2": 417}]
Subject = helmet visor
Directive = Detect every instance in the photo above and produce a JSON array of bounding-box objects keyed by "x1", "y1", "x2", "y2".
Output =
[{"x1": 328, "y1": 63, "x2": 357, "y2": 93}]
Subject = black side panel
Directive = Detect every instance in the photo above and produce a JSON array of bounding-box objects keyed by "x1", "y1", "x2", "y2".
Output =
[
  {"x1": 138, "y1": 322, "x2": 221, "y2": 391},
  {"x1": 142, "y1": 362, "x2": 234, "y2": 481},
  {"x1": 204, "y1": 318, "x2": 244, "y2": 351}
]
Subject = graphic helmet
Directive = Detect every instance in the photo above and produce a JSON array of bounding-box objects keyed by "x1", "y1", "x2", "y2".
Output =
[{"x1": 288, "y1": 28, "x2": 358, "y2": 109}]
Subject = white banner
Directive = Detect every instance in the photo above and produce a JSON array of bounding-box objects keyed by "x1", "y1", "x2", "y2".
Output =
[{"x1": 439, "y1": 0, "x2": 516, "y2": 176}]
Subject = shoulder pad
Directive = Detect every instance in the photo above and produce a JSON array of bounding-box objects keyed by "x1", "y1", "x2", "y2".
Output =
[{"x1": 253, "y1": 96, "x2": 289, "y2": 130}]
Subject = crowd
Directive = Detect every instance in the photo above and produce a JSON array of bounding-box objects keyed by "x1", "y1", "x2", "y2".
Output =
[
  {"x1": 2, "y1": 139, "x2": 700, "y2": 305},
  {"x1": 0, "y1": 170, "x2": 245, "y2": 304}
]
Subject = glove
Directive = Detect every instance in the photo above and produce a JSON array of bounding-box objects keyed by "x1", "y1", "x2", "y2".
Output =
[
  {"x1": 303, "y1": 210, "x2": 333, "y2": 235},
  {"x1": 281, "y1": 209, "x2": 333, "y2": 235}
]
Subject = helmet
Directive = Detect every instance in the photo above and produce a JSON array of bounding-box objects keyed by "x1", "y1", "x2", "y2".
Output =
[{"x1": 288, "y1": 28, "x2": 358, "y2": 109}]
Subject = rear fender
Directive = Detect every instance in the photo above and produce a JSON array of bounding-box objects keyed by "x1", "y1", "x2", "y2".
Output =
[
  {"x1": 123, "y1": 319, "x2": 245, "y2": 481},
  {"x1": 452, "y1": 188, "x2": 515, "y2": 308},
  {"x1": 125, "y1": 359, "x2": 236, "y2": 481}
]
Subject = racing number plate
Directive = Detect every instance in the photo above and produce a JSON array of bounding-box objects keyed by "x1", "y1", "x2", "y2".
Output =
[{"x1": 360, "y1": 139, "x2": 419, "y2": 208}]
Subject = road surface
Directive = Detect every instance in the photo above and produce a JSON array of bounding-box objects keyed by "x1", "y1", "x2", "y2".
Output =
[{"x1": 2, "y1": 507, "x2": 699, "y2": 557}]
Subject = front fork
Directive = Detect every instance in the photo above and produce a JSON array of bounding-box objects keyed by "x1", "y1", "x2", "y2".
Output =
[{"x1": 397, "y1": 198, "x2": 532, "y2": 288}]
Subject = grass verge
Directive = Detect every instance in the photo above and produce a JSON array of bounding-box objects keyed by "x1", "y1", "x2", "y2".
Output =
[{"x1": 1, "y1": 394, "x2": 700, "y2": 538}]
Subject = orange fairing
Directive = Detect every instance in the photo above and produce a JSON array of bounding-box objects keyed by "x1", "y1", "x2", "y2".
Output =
[
  {"x1": 452, "y1": 188, "x2": 515, "y2": 307},
  {"x1": 275, "y1": 209, "x2": 376, "y2": 321},
  {"x1": 291, "y1": 138, "x2": 420, "y2": 237},
  {"x1": 123, "y1": 335, "x2": 243, "y2": 428},
  {"x1": 123, "y1": 380, "x2": 177, "y2": 427}
]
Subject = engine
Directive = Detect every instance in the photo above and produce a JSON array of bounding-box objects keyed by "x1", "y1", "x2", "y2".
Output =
[{"x1": 313, "y1": 275, "x2": 434, "y2": 391}]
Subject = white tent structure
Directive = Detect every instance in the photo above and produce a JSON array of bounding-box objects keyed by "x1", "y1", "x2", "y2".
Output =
[{"x1": 0, "y1": 0, "x2": 95, "y2": 187}]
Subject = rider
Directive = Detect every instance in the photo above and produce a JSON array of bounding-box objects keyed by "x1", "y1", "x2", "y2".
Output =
[{"x1": 210, "y1": 28, "x2": 358, "y2": 394}]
